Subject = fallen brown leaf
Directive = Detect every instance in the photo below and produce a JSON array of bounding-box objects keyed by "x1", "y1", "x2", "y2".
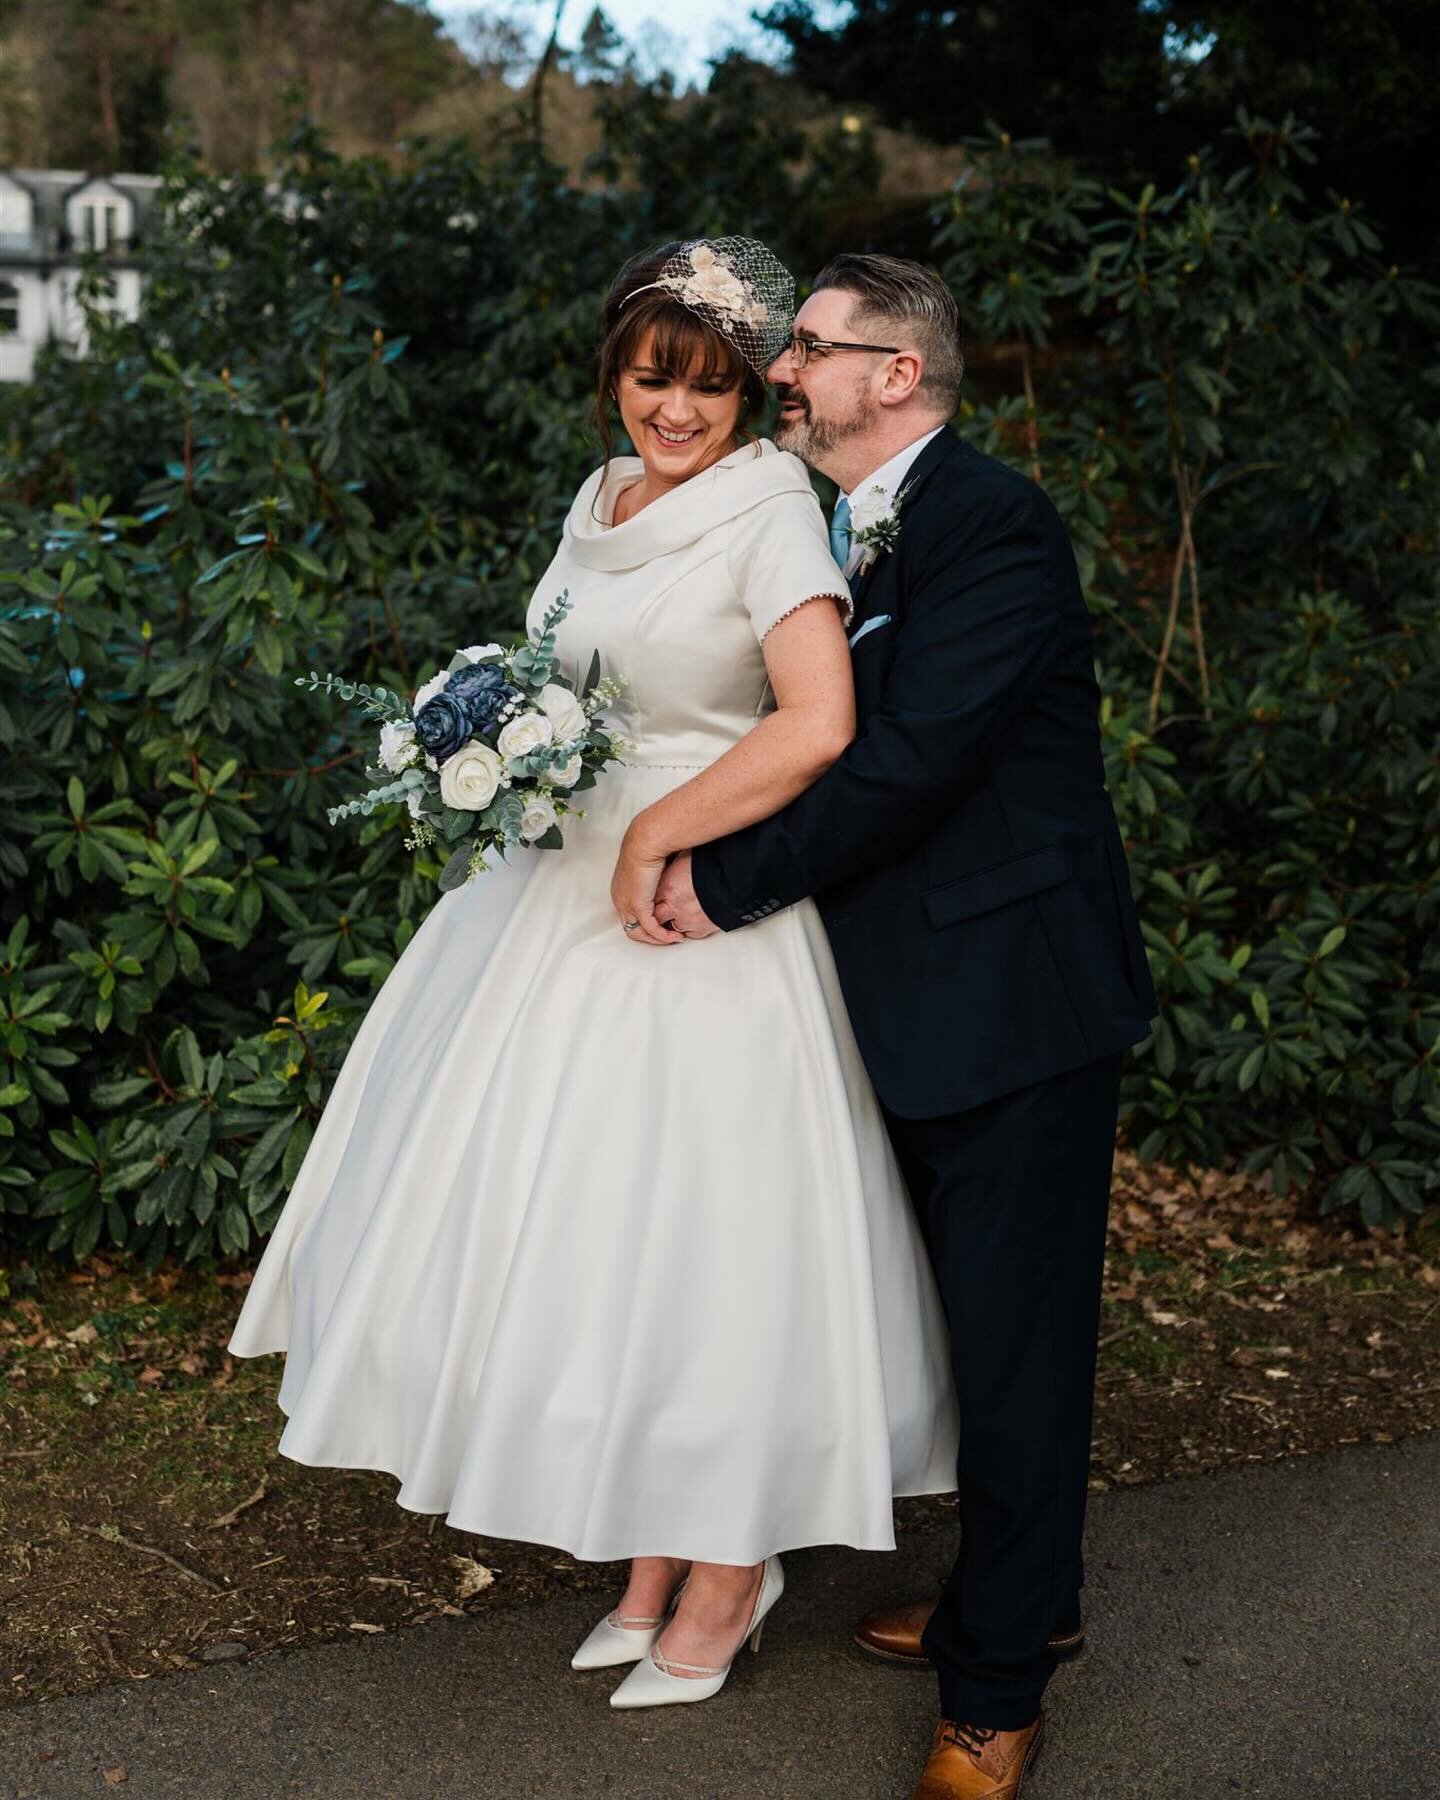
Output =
[{"x1": 451, "y1": 1554, "x2": 496, "y2": 1600}]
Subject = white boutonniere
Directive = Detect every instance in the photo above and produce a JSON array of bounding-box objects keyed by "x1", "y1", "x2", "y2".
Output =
[{"x1": 850, "y1": 483, "x2": 907, "y2": 573}]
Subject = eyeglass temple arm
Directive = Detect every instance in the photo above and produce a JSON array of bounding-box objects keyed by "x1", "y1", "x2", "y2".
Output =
[{"x1": 792, "y1": 337, "x2": 902, "y2": 356}]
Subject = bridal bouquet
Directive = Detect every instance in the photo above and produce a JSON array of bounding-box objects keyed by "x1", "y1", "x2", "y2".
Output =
[{"x1": 297, "y1": 593, "x2": 627, "y2": 892}]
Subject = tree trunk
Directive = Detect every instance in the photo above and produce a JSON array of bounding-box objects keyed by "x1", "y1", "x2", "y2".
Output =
[
  {"x1": 530, "y1": 0, "x2": 568, "y2": 148},
  {"x1": 96, "y1": 35, "x2": 120, "y2": 165}
]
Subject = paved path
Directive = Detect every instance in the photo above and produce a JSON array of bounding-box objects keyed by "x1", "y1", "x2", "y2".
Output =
[{"x1": 3, "y1": 1435, "x2": 1437, "y2": 1799}]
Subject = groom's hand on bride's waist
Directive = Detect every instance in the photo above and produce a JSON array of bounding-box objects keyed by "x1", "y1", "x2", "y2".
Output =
[{"x1": 654, "y1": 851, "x2": 721, "y2": 939}]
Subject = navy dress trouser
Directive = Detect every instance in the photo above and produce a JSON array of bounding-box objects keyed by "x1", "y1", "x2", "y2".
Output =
[{"x1": 881, "y1": 1050, "x2": 1124, "y2": 1729}]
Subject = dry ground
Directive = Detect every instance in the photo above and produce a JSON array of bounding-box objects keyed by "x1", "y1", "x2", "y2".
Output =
[{"x1": 2, "y1": 1149, "x2": 1437, "y2": 1711}]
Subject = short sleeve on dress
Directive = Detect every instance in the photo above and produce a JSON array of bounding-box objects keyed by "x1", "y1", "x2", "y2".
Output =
[{"x1": 727, "y1": 489, "x2": 855, "y2": 644}]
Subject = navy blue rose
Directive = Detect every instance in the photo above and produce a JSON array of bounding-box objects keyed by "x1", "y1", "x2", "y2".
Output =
[
  {"x1": 448, "y1": 661, "x2": 522, "y2": 733},
  {"x1": 413, "y1": 690, "x2": 472, "y2": 764}
]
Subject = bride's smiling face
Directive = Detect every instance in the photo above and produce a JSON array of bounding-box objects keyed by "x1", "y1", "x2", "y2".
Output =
[{"x1": 616, "y1": 327, "x2": 744, "y2": 484}]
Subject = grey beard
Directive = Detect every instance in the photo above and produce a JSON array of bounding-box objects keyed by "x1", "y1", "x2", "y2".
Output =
[{"x1": 774, "y1": 389, "x2": 876, "y2": 463}]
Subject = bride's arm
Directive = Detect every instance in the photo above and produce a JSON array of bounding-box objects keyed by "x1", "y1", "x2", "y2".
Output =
[{"x1": 610, "y1": 598, "x2": 854, "y2": 943}]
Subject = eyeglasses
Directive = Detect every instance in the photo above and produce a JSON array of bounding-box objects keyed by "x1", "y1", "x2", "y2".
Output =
[{"x1": 785, "y1": 333, "x2": 900, "y2": 370}]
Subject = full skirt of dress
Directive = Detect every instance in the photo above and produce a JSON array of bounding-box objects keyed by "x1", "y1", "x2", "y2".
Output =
[{"x1": 227, "y1": 764, "x2": 960, "y2": 1565}]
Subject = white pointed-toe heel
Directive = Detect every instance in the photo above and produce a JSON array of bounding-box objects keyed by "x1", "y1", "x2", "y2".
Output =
[
  {"x1": 608, "y1": 1555, "x2": 783, "y2": 1709},
  {"x1": 571, "y1": 1577, "x2": 689, "y2": 1671}
]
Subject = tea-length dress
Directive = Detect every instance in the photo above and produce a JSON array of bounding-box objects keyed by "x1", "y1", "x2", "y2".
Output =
[{"x1": 227, "y1": 437, "x2": 960, "y2": 1564}]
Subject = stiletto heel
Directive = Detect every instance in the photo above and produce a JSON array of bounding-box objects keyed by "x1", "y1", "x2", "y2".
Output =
[
  {"x1": 571, "y1": 1575, "x2": 689, "y2": 1670},
  {"x1": 608, "y1": 1555, "x2": 783, "y2": 1709}
]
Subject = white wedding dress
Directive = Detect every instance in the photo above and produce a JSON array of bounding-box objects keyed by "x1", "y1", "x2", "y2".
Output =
[{"x1": 228, "y1": 437, "x2": 960, "y2": 1565}]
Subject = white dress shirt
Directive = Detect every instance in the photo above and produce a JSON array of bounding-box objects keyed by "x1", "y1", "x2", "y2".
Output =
[{"x1": 836, "y1": 425, "x2": 946, "y2": 578}]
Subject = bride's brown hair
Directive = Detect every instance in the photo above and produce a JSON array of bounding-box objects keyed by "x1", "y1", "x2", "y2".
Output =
[{"x1": 592, "y1": 241, "x2": 765, "y2": 512}]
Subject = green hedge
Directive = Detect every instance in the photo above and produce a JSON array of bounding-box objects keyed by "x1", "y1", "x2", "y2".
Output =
[
  {"x1": 1, "y1": 107, "x2": 1436, "y2": 1269},
  {"x1": 938, "y1": 115, "x2": 1439, "y2": 1222}
]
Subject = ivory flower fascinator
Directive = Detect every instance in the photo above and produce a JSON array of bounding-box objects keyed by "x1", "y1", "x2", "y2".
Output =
[{"x1": 619, "y1": 237, "x2": 796, "y2": 372}]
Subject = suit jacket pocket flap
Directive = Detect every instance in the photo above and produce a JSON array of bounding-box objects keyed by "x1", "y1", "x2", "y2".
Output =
[{"x1": 924, "y1": 845, "x2": 1071, "y2": 929}]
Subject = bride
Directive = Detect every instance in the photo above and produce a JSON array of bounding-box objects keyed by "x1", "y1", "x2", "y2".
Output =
[{"x1": 227, "y1": 235, "x2": 959, "y2": 1709}]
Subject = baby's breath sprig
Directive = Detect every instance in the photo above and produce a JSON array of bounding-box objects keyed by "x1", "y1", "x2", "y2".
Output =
[{"x1": 585, "y1": 674, "x2": 627, "y2": 715}]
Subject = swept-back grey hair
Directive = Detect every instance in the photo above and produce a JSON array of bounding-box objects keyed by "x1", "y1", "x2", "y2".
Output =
[{"x1": 811, "y1": 252, "x2": 964, "y2": 408}]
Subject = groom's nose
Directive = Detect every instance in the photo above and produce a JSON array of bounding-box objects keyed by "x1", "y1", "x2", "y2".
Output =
[{"x1": 766, "y1": 343, "x2": 800, "y2": 384}]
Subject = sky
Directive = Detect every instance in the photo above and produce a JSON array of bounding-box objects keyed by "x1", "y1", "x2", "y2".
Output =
[{"x1": 434, "y1": 1, "x2": 828, "y2": 89}]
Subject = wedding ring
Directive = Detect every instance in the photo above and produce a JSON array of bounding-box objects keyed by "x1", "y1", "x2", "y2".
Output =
[{"x1": 623, "y1": 919, "x2": 641, "y2": 932}]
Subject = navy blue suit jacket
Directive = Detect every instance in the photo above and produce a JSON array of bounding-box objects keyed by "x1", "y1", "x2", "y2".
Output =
[{"x1": 690, "y1": 427, "x2": 1158, "y2": 1119}]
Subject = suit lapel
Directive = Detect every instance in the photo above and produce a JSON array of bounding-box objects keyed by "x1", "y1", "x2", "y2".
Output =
[
  {"x1": 847, "y1": 556, "x2": 879, "y2": 617},
  {"x1": 844, "y1": 427, "x2": 962, "y2": 620}
]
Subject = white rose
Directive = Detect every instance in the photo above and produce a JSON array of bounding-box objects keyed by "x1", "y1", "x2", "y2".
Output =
[
  {"x1": 458, "y1": 642, "x2": 503, "y2": 663},
  {"x1": 519, "y1": 794, "x2": 558, "y2": 843},
  {"x1": 536, "y1": 683, "x2": 587, "y2": 747},
  {"x1": 849, "y1": 486, "x2": 895, "y2": 536},
  {"x1": 378, "y1": 719, "x2": 419, "y2": 773},
  {"x1": 497, "y1": 710, "x2": 555, "y2": 761},
  {"x1": 438, "y1": 740, "x2": 504, "y2": 811},
  {"x1": 413, "y1": 668, "x2": 451, "y2": 712},
  {"x1": 690, "y1": 267, "x2": 745, "y2": 311},
  {"x1": 551, "y1": 753, "x2": 582, "y2": 788}
]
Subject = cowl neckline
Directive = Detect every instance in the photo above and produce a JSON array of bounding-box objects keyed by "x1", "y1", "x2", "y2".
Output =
[{"x1": 562, "y1": 437, "x2": 816, "y2": 572}]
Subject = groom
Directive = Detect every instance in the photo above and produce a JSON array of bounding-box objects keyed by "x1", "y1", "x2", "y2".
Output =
[{"x1": 654, "y1": 253, "x2": 1158, "y2": 1798}]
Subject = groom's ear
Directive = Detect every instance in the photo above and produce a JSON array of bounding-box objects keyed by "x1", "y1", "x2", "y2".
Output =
[{"x1": 879, "y1": 349, "x2": 925, "y2": 408}]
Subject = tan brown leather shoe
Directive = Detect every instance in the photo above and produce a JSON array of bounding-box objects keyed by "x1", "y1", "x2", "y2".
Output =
[
  {"x1": 910, "y1": 1716, "x2": 1043, "y2": 1799},
  {"x1": 855, "y1": 1599, "x2": 1085, "y2": 1666}
]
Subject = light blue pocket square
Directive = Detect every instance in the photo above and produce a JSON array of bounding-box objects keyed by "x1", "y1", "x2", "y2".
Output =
[{"x1": 848, "y1": 613, "x2": 893, "y2": 649}]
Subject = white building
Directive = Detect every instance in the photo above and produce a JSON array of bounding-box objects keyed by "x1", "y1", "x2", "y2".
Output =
[{"x1": 0, "y1": 169, "x2": 161, "y2": 381}]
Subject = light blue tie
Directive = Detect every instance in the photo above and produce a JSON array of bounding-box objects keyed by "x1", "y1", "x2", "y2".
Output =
[{"x1": 829, "y1": 495, "x2": 852, "y2": 571}]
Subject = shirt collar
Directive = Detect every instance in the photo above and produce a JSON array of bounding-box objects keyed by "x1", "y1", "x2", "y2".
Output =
[
  {"x1": 838, "y1": 425, "x2": 947, "y2": 517},
  {"x1": 837, "y1": 425, "x2": 946, "y2": 575}
]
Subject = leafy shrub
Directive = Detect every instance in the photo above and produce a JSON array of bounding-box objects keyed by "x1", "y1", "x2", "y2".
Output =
[
  {"x1": 938, "y1": 115, "x2": 1440, "y2": 1223},
  {"x1": 0, "y1": 107, "x2": 1435, "y2": 1271},
  {"x1": 0, "y1": 101, "x2": 878, "y2": 1268}
]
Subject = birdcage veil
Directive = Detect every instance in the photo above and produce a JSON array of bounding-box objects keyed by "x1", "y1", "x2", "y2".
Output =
[{"x1": 619, "y1": 237, "x2": 795, "y2": 373}]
